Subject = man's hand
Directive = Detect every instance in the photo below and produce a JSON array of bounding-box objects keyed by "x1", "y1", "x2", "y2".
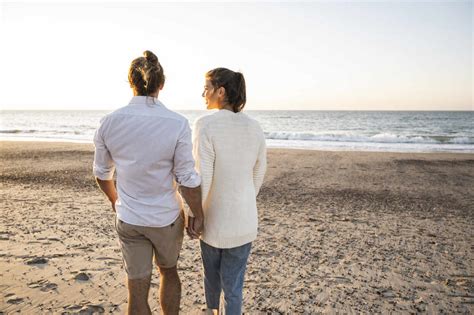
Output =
[
  {"x1": 186, "y1": 216, "x2": 203, "y2": 239},
  {"x1": 96, "y1": 178, "x2": 118, "y2": 213}
]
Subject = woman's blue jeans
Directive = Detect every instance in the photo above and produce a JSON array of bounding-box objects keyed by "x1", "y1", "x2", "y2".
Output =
[{"x1": 200, "y1": 240, "x2": 252, "y2": 315}]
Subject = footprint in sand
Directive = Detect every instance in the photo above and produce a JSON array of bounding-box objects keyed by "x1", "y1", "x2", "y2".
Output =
[
  {"x1": 74, "y1": 272, "x2": 90, "y2": 281},
  {"x1": 63, "y1": 304, "x2": 83, "y2": 311},
  {"x1": 26, "y1": 257, "x2": 48, "y2": 265},
  {"x1": 0, "y1": 231, "x2": 11, "y2": 240},
  {"x1": 27, "y1": 279, "x2": 58, "y2": 292},
  {"x1": 63, "y1": 304, "x2": 105, "y2": 313},
  {"x1": 83, "y1": 304, "x2": 105, "y2": 313},
  {"x1": 6, "y1": 296, "x2": 24, "y2": 304},
  {"x1": 377, "y1": 288, "x2": 396, "y2": 298}
]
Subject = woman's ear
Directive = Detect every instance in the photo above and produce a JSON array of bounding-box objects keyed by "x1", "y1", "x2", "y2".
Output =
[{"x1": 217, "y1": 87, "x2": 226, "y2": 99}]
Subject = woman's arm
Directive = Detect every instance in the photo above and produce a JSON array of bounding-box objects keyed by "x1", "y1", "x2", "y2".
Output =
[
  {"x1": 253, "y1": 128, "x2": 267, "y2": 196},
  {"x1": 193, "y1": 121, "x2": 215, "y2": 208}
]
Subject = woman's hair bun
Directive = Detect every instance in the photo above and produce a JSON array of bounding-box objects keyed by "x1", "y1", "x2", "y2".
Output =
[{"x1": 143, "y1": 50, "x2": 158, "y2": 66}]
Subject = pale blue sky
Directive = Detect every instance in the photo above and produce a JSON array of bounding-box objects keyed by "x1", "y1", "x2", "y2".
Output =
[{"x1": 0, "y1": 1, "x2": 472, "y2": 110}]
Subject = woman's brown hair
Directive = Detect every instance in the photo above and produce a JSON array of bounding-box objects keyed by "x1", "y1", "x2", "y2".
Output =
[
  {"x1": 128, "y1": 50, "x2": 165, "y2": 96},
  {"x1": 206, "y1": 68, "x2": 246, "y2": 113}
]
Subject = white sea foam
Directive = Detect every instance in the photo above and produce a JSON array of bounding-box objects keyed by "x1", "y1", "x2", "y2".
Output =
[
  {"x1": 1, "y1": 110, "x2": 473, "y2": 153},
  {"x1": 264, "y1": 131, "x2": 474, "y2": 145}
]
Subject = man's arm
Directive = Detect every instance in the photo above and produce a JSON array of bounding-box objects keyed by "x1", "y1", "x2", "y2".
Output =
[
  {"x1": 93, "y1": 121, "x2": 117, "y2": 212},
  {"x1": 173, "y1": 121, "x2": 203, "y2": 238},
  {"x1": 96, "y1": 178, "x2": 118, "y2": 212},
  {"x1": 180, "y1": 185, "x2": 204, "y2": 238}
]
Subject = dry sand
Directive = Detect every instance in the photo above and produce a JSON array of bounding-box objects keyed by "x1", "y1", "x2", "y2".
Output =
[{"x1": 0, "y1": 141, "x2": 473, "y2": 314}]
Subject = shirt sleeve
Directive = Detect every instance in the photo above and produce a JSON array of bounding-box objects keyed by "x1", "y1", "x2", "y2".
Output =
[
  {"x1": 93, "y1": 119, "x2": 115, "y2": 180},
  {"x1": 253, "y1": 125, "x2": 267, "y2": 196},
  {"x1": 192, "y1": 119, "x2": 215, "y2": 211},
  {"x1": 173, "y1": 121, "x2": 201, "y2": 189}
]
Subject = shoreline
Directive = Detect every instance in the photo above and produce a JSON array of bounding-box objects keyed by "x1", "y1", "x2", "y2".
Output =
[
  {"x1": 1, "y1": 138, "x2": 473, "y2": 154},
  {"x1": 1, "y1": 141, "x2": 473, "y2": 313}
]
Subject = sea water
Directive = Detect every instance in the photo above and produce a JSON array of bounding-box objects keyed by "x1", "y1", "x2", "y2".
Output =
[{"x1": 1, "y1": 110, "x2": 473, "y2": 153}]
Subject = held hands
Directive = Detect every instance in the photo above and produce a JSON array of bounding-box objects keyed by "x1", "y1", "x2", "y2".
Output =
[{"x1": 186, "y1": 216, "x2": 203, "y2": 239}]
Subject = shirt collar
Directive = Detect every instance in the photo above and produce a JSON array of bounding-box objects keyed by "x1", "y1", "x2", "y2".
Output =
[{"x1": 128, "y1": 96, "x2": 162, "y2": 106}]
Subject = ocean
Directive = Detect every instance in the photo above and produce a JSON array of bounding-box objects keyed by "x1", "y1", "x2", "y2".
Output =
[{"x1": 1, "y1": 110, "x2": 473, "y2": 153}]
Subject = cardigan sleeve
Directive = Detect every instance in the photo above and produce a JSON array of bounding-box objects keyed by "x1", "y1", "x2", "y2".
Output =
[
  {"x1": 192, "y1": 119, "x2": 215, "y2": 215},
  {"x1": 253, "y1": 126, "x2": 267, "y2": 196}
]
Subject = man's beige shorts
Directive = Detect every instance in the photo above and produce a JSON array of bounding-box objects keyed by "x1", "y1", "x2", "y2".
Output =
[{"x1": 115, "y1": 214, "x2": 184, "y2": 279}]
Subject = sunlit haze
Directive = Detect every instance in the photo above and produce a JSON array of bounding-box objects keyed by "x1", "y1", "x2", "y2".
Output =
[{"x1": 0, "y1": 1, "x2": 472, "y2": 111}]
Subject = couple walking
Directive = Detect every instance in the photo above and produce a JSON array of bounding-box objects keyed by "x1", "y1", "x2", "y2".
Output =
[{"x1": 93, "y1": 50, "x2": 267, "y2": 314}]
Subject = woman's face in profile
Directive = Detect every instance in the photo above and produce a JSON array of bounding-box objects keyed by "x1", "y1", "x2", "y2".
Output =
[{"x1": 202, "y1": 79, "x2": 219, "y2": 110}]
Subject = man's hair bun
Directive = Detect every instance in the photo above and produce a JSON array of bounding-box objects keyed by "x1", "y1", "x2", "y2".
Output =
[
  {"x1": 143, "y1": 50, "x2": 158, "y2": 66},
  {"x1": 128, "y1": 50, "x2": 165, "y2": 96}
]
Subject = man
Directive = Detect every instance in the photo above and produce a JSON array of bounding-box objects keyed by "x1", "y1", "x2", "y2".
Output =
[{"x1": 93, "y1": 51, "x2": 203, "y2": 315}]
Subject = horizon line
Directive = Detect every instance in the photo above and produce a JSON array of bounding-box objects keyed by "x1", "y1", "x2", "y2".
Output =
[{"x1": 1, "y1": 109, "x2": 473, "y2": 112}]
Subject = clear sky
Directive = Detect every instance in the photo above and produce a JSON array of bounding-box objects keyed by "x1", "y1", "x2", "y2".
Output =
[{"x1": 0, "y1": 1, "x2": 472, "y2": 111}]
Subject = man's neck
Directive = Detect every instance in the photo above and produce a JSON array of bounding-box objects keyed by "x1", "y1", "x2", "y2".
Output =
[{"x1": 133, "y1": 91, "x2": 159, "y2": 98}]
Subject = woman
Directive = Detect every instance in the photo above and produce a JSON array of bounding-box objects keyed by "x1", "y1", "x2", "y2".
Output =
[{"x1": 191, "y1": 68, "x2": 267, "y2": 314}]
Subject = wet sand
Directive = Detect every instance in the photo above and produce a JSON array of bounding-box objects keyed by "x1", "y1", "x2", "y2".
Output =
[{"x1": 0, "y1": 141, "x2": 473, "y2": 313}]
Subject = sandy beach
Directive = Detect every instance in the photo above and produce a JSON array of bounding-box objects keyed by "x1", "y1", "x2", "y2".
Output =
[{"x1": 0, "y1": 141, "x2": 473, "y2": 314}]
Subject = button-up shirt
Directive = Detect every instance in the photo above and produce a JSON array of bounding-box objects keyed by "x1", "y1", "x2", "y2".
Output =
[{"x1": 93, "y1": 96, "x2": 201, "y2": 227}]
